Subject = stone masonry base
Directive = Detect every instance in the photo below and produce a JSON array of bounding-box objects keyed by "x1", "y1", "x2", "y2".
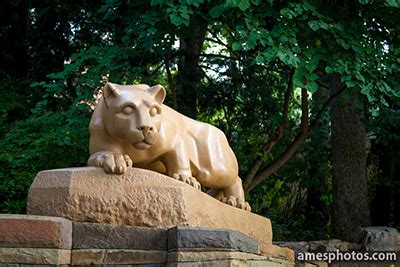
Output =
[{"x1": 0, "y1": 214, "x2": 294, "y2": 266}]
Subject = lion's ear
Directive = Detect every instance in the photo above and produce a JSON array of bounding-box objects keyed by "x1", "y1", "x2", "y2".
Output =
[
  {"x1": 147, "y1": 84, "x2": 166, "y2": 104},
  {"x1": 103, "y1": 82, "x2": 120, "y2": 107}
]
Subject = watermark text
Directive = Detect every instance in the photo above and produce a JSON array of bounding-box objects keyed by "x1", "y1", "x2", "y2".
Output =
[{"x1": 297, "y1": 250, "x2": 397, "y2": 264}]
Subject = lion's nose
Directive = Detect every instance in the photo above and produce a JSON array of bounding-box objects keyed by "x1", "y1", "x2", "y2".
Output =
[{"x1": 138, "y1": 126, "x2": 154, "y2": 136}]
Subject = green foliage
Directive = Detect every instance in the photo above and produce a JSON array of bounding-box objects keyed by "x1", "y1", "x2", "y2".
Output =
[
  {"x1": 0, "y1": 111, "x2": 90, "y2": 213},
  {"x1": 247, "y1": 126, "x2": 332, "y2": 241},
  {"x1": 232, "y1": 1, "x2": 398, "y2": 105}
]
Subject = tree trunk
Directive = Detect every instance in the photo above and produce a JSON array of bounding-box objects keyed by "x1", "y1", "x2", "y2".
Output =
[
  {"x1": 175, "y1": 15, "x2": 207, "y2": 118},
  {"x1": 330, "y1": 73, "x2": 370, "y2": 242}
]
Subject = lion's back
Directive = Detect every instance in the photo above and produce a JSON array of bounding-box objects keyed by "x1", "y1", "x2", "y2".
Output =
[{"x1": 162, "y1": 105, "x2": 238, "y2": 185}]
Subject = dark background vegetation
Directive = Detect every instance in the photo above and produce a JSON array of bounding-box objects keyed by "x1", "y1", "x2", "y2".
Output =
[{"x1": 1, "y1": 0, "x2": 399, "y2": 242}]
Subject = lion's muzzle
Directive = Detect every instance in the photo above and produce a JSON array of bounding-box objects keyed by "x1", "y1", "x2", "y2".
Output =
[{"x1": 138, "y1": 126, "x2": 154, "y2": 137}]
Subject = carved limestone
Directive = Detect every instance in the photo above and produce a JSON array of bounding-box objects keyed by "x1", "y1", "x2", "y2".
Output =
[{"x1": 87, "y1": 83, "x2": 250, "y2": 211}]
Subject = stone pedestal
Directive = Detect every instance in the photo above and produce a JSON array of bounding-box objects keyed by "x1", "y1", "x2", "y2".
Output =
[
  {"x1": 27, "y1": 167, "x2": 272, "y2": 245},
  {"x1": 16, "y1": 167, "x2": 295, "y2": 265},
  {"x1": 0, "y1": 215, "x2": 294, "y2": 266}
]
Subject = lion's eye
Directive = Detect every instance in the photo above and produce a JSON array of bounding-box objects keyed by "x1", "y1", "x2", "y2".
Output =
[
  {"x1": 149, "y1": 107, "x2": 158, "y2": 117},
  {"x1": 122, "y1": 106, "x2": 134, "y2": 115}
]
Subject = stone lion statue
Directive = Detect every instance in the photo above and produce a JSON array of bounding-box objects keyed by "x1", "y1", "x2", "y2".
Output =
[{"x1": 88, "y1": 82, "x2": 251, "y2": 211}]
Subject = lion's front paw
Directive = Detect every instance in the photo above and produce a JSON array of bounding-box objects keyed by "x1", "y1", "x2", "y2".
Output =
[
  {"x1": 172, "y1": 173, "x2": 201, "y2": 190},
  {"x1": 90, "y1": 152, "x2": 132, "y2": 174},
  {"x1": 221, "y1": 196, "x2": 251, "y2": 212}
]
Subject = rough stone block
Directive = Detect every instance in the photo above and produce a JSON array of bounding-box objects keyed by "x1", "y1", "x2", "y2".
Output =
[
  {"x1": 0, "y1": 214, "x2": 72, "y2": 249},
  {"x1": 308, "y1": 239, "x2": 349, "y2": 252},
  {"x1": 274, "y1": 241, "x2": 309, "y2": 254},
  {"x1": 73, "y1": 222, "x2": 167, "y2": 250},
  {"x1": 259, "y1": 242, "x2": 294, "y2": 262},
  {"x1": 167, "y1": 251, "x2": 288, "y2": 263},
  {"x1": 27, "y1": 167, "x2": 272, "y2": 244},
  {"x1": 168, "y1": 226, "x2": 259, "y2": 254},
  {"x1": 167, "y1": 260, "x2": 237, "y2": 267},
  {"x1": 0, "y1": 248, "x2": 70, "y2": 264},
  {"x1": 360, "y1": 227, "x2": 400, "y2": 251},
  {"x1": 71, "y1": 249, "x2": 166, "y2": 265},
  {"x1": 168, "y1": 260, "x2": 293, "y2": 267},
  {"x1": 70, "y1": 249, "x2": 104, "y2": 265},
  {"x1": 104, "y1": 249, "x2": 167, "y2": 264}
]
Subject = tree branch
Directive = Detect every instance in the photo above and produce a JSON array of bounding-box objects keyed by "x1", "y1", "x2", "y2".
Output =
[
  {"x1": 243, "y1": 69, "x2": 294, "y2": 190},
  {"x1": 199, "y1": 53, "x2": 240, "y2": 62},
  {"x1": 147, "y1": 62, "x2": 164, "y2": 77},
  {"x1": 245, "y1": 73, "x2": 348, "y2": 192},
  {"x1": 206, "y1": 29, "x2": 240, "y2": 57},
  {"x1": 204, "y1": 37, "x2": 230, "y2": 50},
  {"x1": 246, "y1": 87, "x2": 310, "y2": 193},
  {"x1": 310, "y1": 84, "x2": 347, "y2": 128},
  {"x1": 198, "y1": 66, "x2": 214, "y2": 85},
  {"x1": 315, "y1": 79, "x2": 329, "y2": 90}
]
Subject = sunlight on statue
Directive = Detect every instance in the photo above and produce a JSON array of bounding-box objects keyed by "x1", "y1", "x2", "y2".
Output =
[{"x1": 88, "y1": 82, "x2": 251, "y2": 211}]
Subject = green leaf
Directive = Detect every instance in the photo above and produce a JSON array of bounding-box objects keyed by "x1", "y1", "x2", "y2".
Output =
[
  {"x1": 345, "y1": 80, "x2": 357, "y2": 88},
  {"x1": 366, "y1": 93, "x2": 377, "y2": 102},
  {"x1": 308, "y1": 54, "x2": 322, "y2": 72},
  {"x1": 325, "y1": 66, "x2": 333, "y2": 74},
  {"x1": 360, "y1": 83, "x2": 370, "y2": 96},
  {"x1": 276, "y1": 50, "x2": 284, "y2": 60},
  {"x1": 306, "y1": 73, "x2": 318, "y2": 81},
  {"x1": 293, "y1": 65, "x2": 306, "y2": 87},
  {"x1": 31, "y1": 81, "x2": 45, "y2": 87},
  {"x1": 232, "y1": 42, "x2": 242, "y2": 51},
  {"x1": 308, "y1": 21, "x2": 319, "y2": 31},
  {"x1": 385, "y1": 0, "x2": 400, "y2": 8},
  {"x1": 187, "y1": 0, "x2": 204, "y2": 7},
  {"x1": 337, "y1": 39, "x2": 350, "y2": 49},
  {"x1": 180, "y1": 10, "x2": 190, "y2": 20},
  {"x1": 319, "y1": 22, "x2": 328, "y2": 30},
  {"x1": 351, "y1": 45, "x2": 362, "y2": 53},
  {"x1": 341, "y1": 75, "x2": 351, "y2": 82},
  {"x1": 293, "y1": 77, "x2": 304, "y2": 87},
  {"x1": 151, "y1": 0, "x2": 164, "y2": 5},
  {"x1": 170, "y1": 14, "x2": 184, "y2": 26},
  {"x1": 209, "y1": 6, "x2": 222, "y2": 18},
  {"x1": 280, "y1": 8, "x2": 293, "y2": 19},
  {"x1": 280, "y1": 34, "x2": 289, "y2": 44},
  {"x1": 307, "y1": 81, "x2": 318, "y2": 93},
  {"x1": 355, "y1": 73, "x2": 366, "y2": 83},
  {"x1": 335, "y1": 23, "x2": 344, "y2": 31},
  {"x1": 247, "y1": 34, "x2": 258, "y2": 49},
  {"x1": 380, "y1": 97, "x2": 389, "y2": 107},
  {"x1": 255, "y1": 55, "x2": 264, "y2": 64},
  {"x1": 238, "y1": 0, "x2": 250, "y2": 11},
  {"x1": 224, "y1": 0, "x2": 235, "y2": 8},
  {"x1": 379, "y1": 81, "x2": 393, "y2": 94}
]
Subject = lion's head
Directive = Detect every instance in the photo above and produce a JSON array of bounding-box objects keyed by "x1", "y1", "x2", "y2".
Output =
[{"x1": 102, "y1": 82, "x2": 166, "y2": 150}]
